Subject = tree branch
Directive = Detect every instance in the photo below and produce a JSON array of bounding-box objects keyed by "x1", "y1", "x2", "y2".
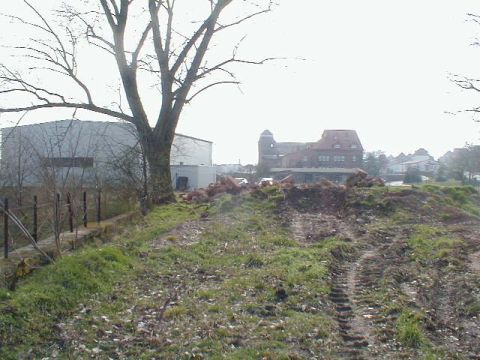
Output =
[
  {"x1": 186, "y1": 80, "x2": 240, "y2": 103},
  {"x1": 131, "y1": 22, "x2": 153, "y2": 69},
  {"x1": 0, "y1": 102, "x2": 134, "y2": 122},
  {"x1": 215, "y1": 1, "x2": 273, "y2": 32}
]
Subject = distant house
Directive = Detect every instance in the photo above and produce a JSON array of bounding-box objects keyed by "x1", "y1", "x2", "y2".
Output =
[
  {"x1": 386, "y1": 149, "x2": 439, "y2": 175},
  {"x1": 258, "y1": 129, "x2": 364, "y2": 183},
  {"x1": 215, "y1": 163, "x2": 245, "y2": 175},
  {"x1": 1, "y1": 120, "x2": 216, "y2": 190}
]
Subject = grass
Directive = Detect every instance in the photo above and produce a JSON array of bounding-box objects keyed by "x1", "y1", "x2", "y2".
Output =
[
  {"x1": 395, "y1": 308, "x2": 446, "y2": 359},
  {"x1": 465, "y1": 296, "x2": 480, "y2": 316},
  {"x1": 0, "y1": 202, "x2": 201, "y2": 359},
  {"x1": 396, "y1": 309, "x2": 424, "y2": 348},
  {"x1": 0, "y1": 247, "x2": 132, "y2": 358},
  {"x1": 36, "y1": 187, "x2": 343, "y2": 359},
  {"x1": 421, "y1": 184, "x2": 480, "y2": 217},
  {"x1": 2, "y1": 184, "x2": 479, "y2": 359},
  {"x1": 407, "y1": 225, "x2": 462, "y2": 264}
]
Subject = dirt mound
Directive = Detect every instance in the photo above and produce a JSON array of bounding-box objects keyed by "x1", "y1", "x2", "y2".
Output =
[
  {"x1": 182, "y1": 176, "x2": 244, "y2": 202},
  {"x1": 283, "y1": 181, "x2": 346, "y2": 213},
  {"x1": 346, "y1": 170, "x2": 385, "y2": 188},
  {"x1": 382, "y1": 188, "x2": 477, "y2": 223}
]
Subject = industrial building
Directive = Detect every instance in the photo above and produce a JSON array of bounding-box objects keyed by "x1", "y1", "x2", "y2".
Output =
[{"x1": 0, "y1": 120, "x2": 216, "y2": 190}]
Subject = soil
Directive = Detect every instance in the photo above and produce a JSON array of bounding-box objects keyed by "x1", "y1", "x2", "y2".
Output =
[
  {"x1": 56, "y1": 185, "x2": 480, "y2": 359},
  {"x1": 287, "y1": 185, "x2": 480, "y2": 359}
]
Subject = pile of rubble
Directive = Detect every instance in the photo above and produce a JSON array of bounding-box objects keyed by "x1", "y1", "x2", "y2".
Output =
[
  {"x1": 345, "y1": 170, "x2": 385, "y2": 188},
  {"x1": 282, "y1": 179, "x2": 347, "y2": 213},
  {"x1": 181, "y1": 176, "x2": 245, "y2": 202},
  {"x1": 181, "y1": 171, "x2": 384, "y2": 203}
]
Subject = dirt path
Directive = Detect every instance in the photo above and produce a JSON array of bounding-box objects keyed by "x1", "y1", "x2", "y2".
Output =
[
  {"x1": 290, "y1": 209, "x2": 380, "y2": 358},
  {"x1": 469, "y1": 250, "x2": 480, "y2": 273},
  {"x1": 292, "y1": 202, "x2": 480, "y2": 360},
  {"x1": 290, "y1": 208, "x2": 413, "y2": 358},
  {"x1": 330, "y1": 257, "x2": 371, "y2": 359}
]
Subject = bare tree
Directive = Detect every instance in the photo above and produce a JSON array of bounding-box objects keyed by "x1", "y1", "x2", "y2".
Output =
[
  {"x1": 452, "y1": 14, "x2": 480, "y2": 123},
  {"x1": 0, "y1": 0, "x2": 274, "y2": 204},
  {"x1": 0, "y1": 126, "x2": 36, "y2": 206}
]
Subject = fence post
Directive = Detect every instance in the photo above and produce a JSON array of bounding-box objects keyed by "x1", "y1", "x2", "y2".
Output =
[
  {"x1": 67, "y1": 192, "x2": 74, "y2": 233},
  {"x1": 97, "y1": 190, "x2": 101, "y2": 225},
  {"x1": 55, "y1": 193, "x2": 60, "y2": 237},
  {"x1": 4, "y1": 198, "x2": 9, "y2": 259},
  {"x1": 33, "y1": 195, "x2": 38, "y2": 242},
  {"x1": 83, "y1": 191, "x2": 87, "y2": 228}
]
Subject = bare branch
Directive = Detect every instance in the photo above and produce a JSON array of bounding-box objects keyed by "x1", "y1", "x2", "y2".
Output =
[
  {"x1": 186, "y1": 80, "x2": 240, "y2": 103},
  {"x1": 451, "y1": 74, "x2": 480, "y2": 92},
  {"x1": 132, "y1": 22, "x2": 153, "y2": 68},
  {"x1": 215, "y1": 1, "x2": 273, "y2": 32},
  {"x1": 170, "y1": 22, "x2": 208, "y2": 77},
  {"x1": 99, "y1": 0, "x2": 118, "y2": 28},
  {"x1": 0, "y1": 66, "x2": 66, "y2": 103},
  {"x1": 0, "y1": 103, "x2": 133, "y2": 122}
]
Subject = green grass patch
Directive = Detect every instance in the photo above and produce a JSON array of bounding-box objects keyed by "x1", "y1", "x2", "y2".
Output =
[
  {"x1": 407, "y1": 225, "x2": 462, "y2": 264},
  {"x1": 47, "y1": 192, "x2": 341, "y2": 359},
  {"x1": 396, "y1": 309, "x2": 424, "y2": 348},
  {"x1": 0, "y1": 247, "x2": 132, "y2": 358},
  {"x1": 395, "y1": 308, "x2": 446, "y2": 358},
  {"x1": 465, "y1": 295, "x2": 480, "y2": 316},
  {"x1": 421, "y1": 185, "x2": 480, "y2": 217},
  {"x1": 0, "y1": 202, "x2": 199, "y2": 359}
]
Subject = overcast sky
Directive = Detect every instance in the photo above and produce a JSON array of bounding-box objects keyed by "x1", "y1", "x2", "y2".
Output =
[{"x1": 1, "y1": 1, "x2": 480, "y2": 164}]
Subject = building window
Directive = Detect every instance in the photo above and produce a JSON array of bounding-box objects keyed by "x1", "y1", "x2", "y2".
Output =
[
  {"x1": 351, "y1": 144, "x2": 357, "y2": 149},
  {"x1": 334, "y1": 144, "x2": 341, "y2": 149},
  {"x1": 303, "y1": 156, "x2": 308, "y2": 162},
  {"x1": 352, "y1": 155, "x2": 357, "y2": 162},
  {"x1": 318, "y1": 155, "x2": 330, "y2": 162},
  {"x1": 334, "y1": 156, "x2": 345, "y2": 162}
]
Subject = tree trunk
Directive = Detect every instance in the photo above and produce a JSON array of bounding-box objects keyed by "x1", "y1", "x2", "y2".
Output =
[{"x1": 145, "y1": 141, "x2": 176, "y2": 204}]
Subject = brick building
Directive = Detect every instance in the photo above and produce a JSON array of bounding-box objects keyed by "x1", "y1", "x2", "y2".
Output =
[{"x1": 258, "y1": 129, "x2": 364, "y2": 183}]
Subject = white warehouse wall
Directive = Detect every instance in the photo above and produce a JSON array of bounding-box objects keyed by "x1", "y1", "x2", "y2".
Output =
[
  {"x1": 172, "y1": 134, "x2": 212, "y2": 166},
  {"x1": 0, "y1": 120, "x2": 213, "y2": 187}
]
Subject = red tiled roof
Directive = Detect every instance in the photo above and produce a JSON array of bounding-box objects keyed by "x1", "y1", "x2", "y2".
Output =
[{"x1": 312, "y1": 130, "x2": 363, "y2": 151}]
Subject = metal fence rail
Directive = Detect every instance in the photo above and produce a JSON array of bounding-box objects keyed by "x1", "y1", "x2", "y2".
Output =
[{"x1": 1, "y1": 190, "x2": 105, "y2": 259}]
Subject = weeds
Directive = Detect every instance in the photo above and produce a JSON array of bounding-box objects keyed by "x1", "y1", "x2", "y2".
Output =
[
  {"x1": 407, "y1": 225, "x2": 461, "y2": 264},
  {"x1": 396, "y1": 309, "x2": 424, "y2": 348},
  {"x1": 0, "y1": 202, "x2": 199, "y2": 359},
  {"x1": 2, "y1": 184, "x2": 479, "y2": 359}
]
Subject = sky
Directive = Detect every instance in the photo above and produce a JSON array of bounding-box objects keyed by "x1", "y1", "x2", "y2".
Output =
[{"x1": 1, "y1": 0, "x2": 480, "y2": 164}]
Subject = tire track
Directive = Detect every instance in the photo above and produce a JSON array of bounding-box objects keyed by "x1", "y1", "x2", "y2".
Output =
[{"x1": 290, "y1": 209, "x2": 401, "y2": 358}]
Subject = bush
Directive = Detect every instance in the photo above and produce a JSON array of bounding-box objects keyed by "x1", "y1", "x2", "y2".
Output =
[{"x1": 404, "y1": 167, "x2": 422, "y2": 184}]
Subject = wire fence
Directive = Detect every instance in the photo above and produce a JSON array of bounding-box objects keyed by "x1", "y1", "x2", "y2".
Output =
[{"x1": 0, "y1": 188, "x2": 136, "y2": 259}]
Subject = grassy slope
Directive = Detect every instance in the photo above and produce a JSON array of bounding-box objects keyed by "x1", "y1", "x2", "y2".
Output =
[
  {"x1": 0, "y1": 184, "x2": 478, "y2": 359},
  {"x1": 57, "y1": 188, "x2": 353, "y2": 359},
  {"x1": 358, "y1": 185, "x2": 480, "y2": 358},
  {"x1": 0, "y1": 202, "x2": 202, "y2": 359},
  {"x1": 0, "y1": 188, "x2": 353, "y2": 359}
]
